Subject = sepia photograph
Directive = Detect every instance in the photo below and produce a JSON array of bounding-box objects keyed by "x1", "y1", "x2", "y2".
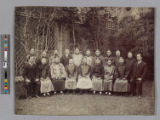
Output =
[{"x1": 14, "y1": 6, "x2": 155, "y2": 115}]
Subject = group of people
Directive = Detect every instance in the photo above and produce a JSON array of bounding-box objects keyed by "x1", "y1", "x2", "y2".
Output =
[{"x1": 22, "y1": 47, "x2": 147, "y2": 99}]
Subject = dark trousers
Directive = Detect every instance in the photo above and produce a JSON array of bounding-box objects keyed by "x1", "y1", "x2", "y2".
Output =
[
  {"x1": 135, "y1": 80, "x2": 143, "y2": 96},
  {"x1": 130, "y1": 81, "x2": 136, "y2": 95},
  {"x1": 24, "y1": 81, "x2": 40, "y2": 97}
]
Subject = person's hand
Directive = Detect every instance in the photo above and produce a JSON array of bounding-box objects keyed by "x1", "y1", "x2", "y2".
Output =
[
  {"x1": 36, "y1": 78, "x2": 39, "y2": 82},
  {"x1": 26, "y1": 79, "x2": 31, "y2": 83},
  {"x1": 137, "y1": 77, "x2": 142, "y2": 81},
  {"x1": 104, "y1": 75, "x2": 108, "y2": 79}
]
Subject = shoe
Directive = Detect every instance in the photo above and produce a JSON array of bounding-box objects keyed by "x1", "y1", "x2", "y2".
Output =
[
  {"x1": 47, "y1": 93, "x2": 50, "y2": 96},
  {"x1": 35, "y1": 95, "x2": 40, "y2": 98},
  {"x1": 99, "y1": 92, "x2": 102, "y2": 95},
  {"x1": 93, "y1": 91, "x2": 96, "y2": 94},
  {"x1": 138, "y1": 96, "x2": 142, "y2": 99},
  {"x1": 60, "y1": 91, "x2": 63, "y2": 94},
  {"x1": 54, "y1": 91, "x2": 57, "y2": 95},
  {"x1": 27, "y1": 96, "x2": 32, "y2": 99},
  {"x1": 105, "y1": 92, "x2": 108, "y2": 95},
  {"x1": 108, "y1": 92, "x2": 111, "y2": 96},
  {"x1": 43, "y1": 93, "x2": 46, "y2": 97}
]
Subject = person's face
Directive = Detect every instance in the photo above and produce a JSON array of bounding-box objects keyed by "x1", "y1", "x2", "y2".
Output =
[
  {"x1": 54, "y1": 57, "x2": 60, "y2": 63},
  {"x1": 41, "y1": 58, "x2": 47, "y2": 64},
  {"x1": 65, "y1": 49, "x2": 70, "y2": 55},
  {"x1": 75, "y1": 48, "x2": 79, "y2": 54},
  {"x1": 107, "y1": 60, "x2": 112, "y2": 65},
  {"x1": 128, "y1": 52, "x2": 133, "y2": 58},
  {"x1": 95, "y1": 59, "x2": 101, "y2": 64},
  {"x1": 54, "y1": 50, "x2": 58, "y2": 54},
  {"x1": 82, "y1": 58, "x2": 87, "y2": 64},
  {"x1": 29, "y1": 56, "x2": 35, "y2": 64},
  {"x1": 107, "y1": 50, "x2": 111, "y2": 56},
  {"x1": 42, "y1": 51, "x2": 47, "y2": 57},
  {"x1": 95, "y1": 50, "x2": 100, "y2": 56},
  {"x1": 119, "y1": 57, "x2": 124, "y2": 64},
  {"x1": 86, "y1": 50, "x2": 91, "y2": 56},
  {"x1": 137, "y1": 54, "x2": 142, "y2": 61},
  {"x1": 69, "y1": 59, "x2": 74, "y2": 64},
  {"x1": 30, "y1": 48, "x2": 35, "y2": 55},
  {"x1": 116, "y1": 50, "x2": 120, "y2": 56}
]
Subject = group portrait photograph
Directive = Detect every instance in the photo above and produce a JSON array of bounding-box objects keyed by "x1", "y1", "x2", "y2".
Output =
[{"x1": 14, "y1": 6, "x2": 155, "y2": 115}]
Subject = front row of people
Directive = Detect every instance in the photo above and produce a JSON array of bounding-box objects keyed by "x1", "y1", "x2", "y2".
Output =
[{"x1": 22, "y1": 52, "x2": 146, "y2": 99}]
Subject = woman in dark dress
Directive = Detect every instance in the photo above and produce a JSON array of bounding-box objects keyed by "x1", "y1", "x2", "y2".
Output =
[
  {"x1": 103, "y1": 59, "x2": 116, "y2": 95},
  {"x1": 113, "y1": 57, "x2": 129, "y2": 94},
  {"x1": 92, "y1": 58, "x2": 104, "y2": 94}
]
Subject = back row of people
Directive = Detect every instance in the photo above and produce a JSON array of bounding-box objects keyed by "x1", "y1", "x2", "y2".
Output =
[{"x1": 23, "y1": 48, "x2": 147, "y2": 98}]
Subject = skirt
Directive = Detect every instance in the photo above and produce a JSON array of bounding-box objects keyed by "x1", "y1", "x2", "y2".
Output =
[
  {"x1": 52, "y1": 78, "x2": 65, "y2": 91},
  {"x1": 113, "y1": 79, "x2": 128, "y2": 92},
  {"x1": 92, "y1": 76, "x2": 103, "y2": 91},
  {"x1": 65, "y1": 77, "x2": 77, "y2": 90},
  {"x1": 77, "y1": 76, "x2": 93, "y2": 89},
  {"x1": 40, "y1": 77, "x2": 54, "y2": 93},
  {"x1": 103, "y1": 79, "x2": 113, "y2": 91}
]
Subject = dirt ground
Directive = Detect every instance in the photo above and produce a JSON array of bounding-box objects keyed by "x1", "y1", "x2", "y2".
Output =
[{"x1": 15, "y1": 80, "x2": 154, "y2": 116}]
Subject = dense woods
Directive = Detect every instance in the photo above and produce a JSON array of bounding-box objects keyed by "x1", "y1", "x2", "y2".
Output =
[{"x1": 15, "y1": 7, "x2": 154, "y2": 77}]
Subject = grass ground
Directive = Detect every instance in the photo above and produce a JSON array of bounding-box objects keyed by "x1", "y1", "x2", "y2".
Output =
[{"x1": 15, "y1": 80, "x2": 154, "y2": 116}]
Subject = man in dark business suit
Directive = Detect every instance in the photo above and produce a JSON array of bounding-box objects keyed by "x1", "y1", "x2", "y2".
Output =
[{"x1": 131, "y1": 53, "x2": 147, "y2": 98}]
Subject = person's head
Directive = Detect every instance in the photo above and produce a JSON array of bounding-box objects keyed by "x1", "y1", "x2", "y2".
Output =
[
  {"x1": 136, "y1": 53, "x2": 143, "y2": 61},
  {"x1": 106, "y1": 49, "x2": 112, "y2": 56},
  {"x1": 65, "y1": 49, "x2": 70, "y2": 55},
  {"x1": 75, "y1": 47, "x2": 80, "y2": 54},
  {"x1": 41, "y1": 57, "x2": 47, "y2": 65},
  {"x1": 28, "y1": 56, "x2": 35, "y2": 65},
  {"x1": 69, "y1": 58, "x2": 74, "y2": 65},
  {"x1": 95, "y1": 49, "x2": 101, "y2": 56},
  {"x1": 42, "y1": 51, "x2": 47, "y2": 57},
  {"x1": 119, "y1": 57, "x2": 124, "y2": 64},
  {"x1": 30, "y1": 48, "x2": 35, "y2": 55},
  {"x1": 95, "y1": 58, "x2": 101, "y2": 65},
  {"x1": 116, "y1": 50, "x2": 121, "y2": 57},
  {"x1": 107, "y1": 59, "x2": 112, "y2": 66},
  {"x1": 127, "y1": 51, "x2": 133, "y2": 58},
  {"x1": 54, "y1": 56, "x2": 60, "y2": 64},
  {"x1": 82, "y1": 57, "x2": 87, "y2": 64},
  {"x1": 86, "y1": 49, "x2": 91, "y2": 56},
  {"x1": 54, "y1": 49, "x2": 58, "y2": 55}
]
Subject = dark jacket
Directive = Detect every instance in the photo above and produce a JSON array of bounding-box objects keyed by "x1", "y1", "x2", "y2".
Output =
[
  {"x1": 132, "y1": 61, "x2": 147, "y2": 80},
  {"x1": 126, "y1": 58, "x2": 136, "y2": 80},
  {"x1": 23, "y1": 63, "x2": 36, "y2": 82},
  {"x1": 114, "y1": 56, "x2": 120, "y2": 66},
  {"x1": 38, "y1": 63, "x2": 51, "y2": 79},
  {"x1": 61, "y1": 55, "x2": 72, "y2": 67},
  {"x1": 115, "y1": 64, "x2": 128, "y2": 79},
  {"x1": 91, "y1": 63, "x2": 104, "y2": 79}
]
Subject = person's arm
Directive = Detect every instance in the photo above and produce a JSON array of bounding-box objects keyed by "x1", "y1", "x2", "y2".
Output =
[
  {"x1": 22, "y1": 64, "x2": 27, "y2": 81},
  {"x1": 141, "y1": 62, "x2": 147, "y2": 80},
  {"x1": 61, "y1": 64, "x2": 67, "y2": 80},
  {"x1": 50, "y1": 65, "x2": 55, "y2": 79},
  {"x1": 124, "y1": 65, "x2": 129, "y2": 79},
  {"x1": 114, "y1": 67, "x2": 119, "y2": 80},
  {"x1": 101, "y1": 65, "x2": 105, "y2": 79}
]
